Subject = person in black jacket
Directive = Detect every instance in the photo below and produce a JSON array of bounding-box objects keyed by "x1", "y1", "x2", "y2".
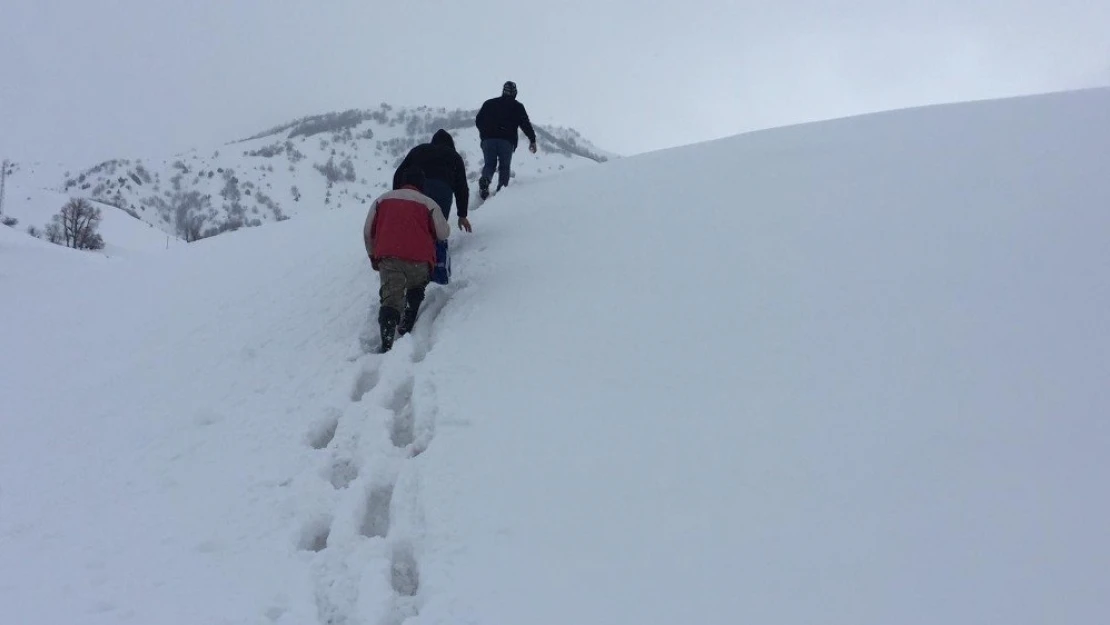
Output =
[
  {"x1": 393, "y1": 129, "x2": 472, "y2": 233},
  {"x1": 474, "y1": 80, "x2": 537, "y2": 199}
]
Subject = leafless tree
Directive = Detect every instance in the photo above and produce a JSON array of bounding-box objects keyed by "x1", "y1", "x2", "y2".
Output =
[{"x1": 46, "y1": 198, "x2": 105, "y2": 250}]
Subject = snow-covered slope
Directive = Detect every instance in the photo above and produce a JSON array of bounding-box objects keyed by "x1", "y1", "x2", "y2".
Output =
[
  {"x1": 1, "y1": 183, "x2": 186, "y2": 255},
  {"x1": 2, "y1": 87, "x2": 1109, "y2": 625},
  {"x1": 4, "y1": 105, "x2": 610, "y2": 246}
]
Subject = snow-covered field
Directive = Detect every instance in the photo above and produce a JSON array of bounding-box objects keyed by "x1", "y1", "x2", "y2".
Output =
[{"x1": 2, "y1": 87, "x2": 1109, "y2": 625}]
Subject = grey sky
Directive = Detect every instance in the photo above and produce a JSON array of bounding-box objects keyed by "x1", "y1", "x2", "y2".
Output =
[{"x1": 2, "y1": 0, "x2": 1107, "y2": 165}]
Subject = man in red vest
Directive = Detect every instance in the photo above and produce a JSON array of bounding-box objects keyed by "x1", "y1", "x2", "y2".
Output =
[{"x1": 363, "y1": 167, "x2": 450, "y2": 352}]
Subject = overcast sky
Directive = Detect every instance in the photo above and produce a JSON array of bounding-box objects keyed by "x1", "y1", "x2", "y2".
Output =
[{"x1": 2, "y1": 0, "x2": 1107, "y2": 165}]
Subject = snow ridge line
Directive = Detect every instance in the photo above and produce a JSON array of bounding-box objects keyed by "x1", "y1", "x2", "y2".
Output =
[{"x1": 294, "y1": 279, "x2": 466, "y2": 625}]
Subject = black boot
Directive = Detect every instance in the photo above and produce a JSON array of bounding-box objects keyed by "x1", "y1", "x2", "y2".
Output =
[
  {"x1": 378, "y1": 307, "x2": 400, "y2": 353},
  {"x1": 478, "y1": 176, "x2": 490, "y2": 200},
  {"x1": 398, "y1": 286, "x2": 425, "y2": 336}
]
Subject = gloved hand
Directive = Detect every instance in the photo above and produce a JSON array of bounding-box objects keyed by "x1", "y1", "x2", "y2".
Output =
[{"x1": 529, "y1": 142, "x2": 538, "y2": 154}]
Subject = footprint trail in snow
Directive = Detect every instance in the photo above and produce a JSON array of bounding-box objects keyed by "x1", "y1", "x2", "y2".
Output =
[{"x1": 291, "y1": 276, "x2": 468, "y2": 624}]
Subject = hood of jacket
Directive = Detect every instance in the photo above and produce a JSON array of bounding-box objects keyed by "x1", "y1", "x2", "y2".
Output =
[{"x1": 431, "y1": 129, "x2": 454, "y2": 149}]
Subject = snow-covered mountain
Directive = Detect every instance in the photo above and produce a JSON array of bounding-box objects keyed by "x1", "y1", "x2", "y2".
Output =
[
  {"x1": 3, "y1": 87, "x2": 1109, "y2": 625},
  {"x1": 2, "y1": 104, "x2": 610, "y2": 247}
]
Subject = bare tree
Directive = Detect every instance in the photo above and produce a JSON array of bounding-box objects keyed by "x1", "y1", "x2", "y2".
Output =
[
  {"x1": 44, "y1": 222, "x2": 63, "y2": 244},
  {"x1": 46, "y1": 198, "x2": 105, "y2": 250}
]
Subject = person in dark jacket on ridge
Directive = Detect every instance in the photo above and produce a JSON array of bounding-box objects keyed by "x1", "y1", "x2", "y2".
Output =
[
  {"x1": 364, "y1": 167, "x2": 450, "y2": 353},
  {"x1": 474, "y1": 80, "x2": 537, "y2": 199},
  {"x1": 393, "y1": 129, "x2": 472, "y2": 233}
]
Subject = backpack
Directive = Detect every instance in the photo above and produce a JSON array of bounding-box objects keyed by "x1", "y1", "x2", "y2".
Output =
[{"x1": 431, "y1": 239, "x2": 451, "y2": 285}]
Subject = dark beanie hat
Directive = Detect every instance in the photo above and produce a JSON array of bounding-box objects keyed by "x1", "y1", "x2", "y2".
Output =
[
  {"x1": 401, "y1": 167, "x2": 425, "y2": 190},
  {"x1": 503, "y1": 81, "x2": 517, "y2": 97}
]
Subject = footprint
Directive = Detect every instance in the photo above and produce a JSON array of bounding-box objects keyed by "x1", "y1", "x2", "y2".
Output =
[
  {"x1": 383, "y1": 598, "x2": 418, "y2": 625},
  {"x1": 412, "y1": 340, "x2": 432, "y2": 364},
  {"x1": 359, "y1": 483, "x2": 394, "y2": 539},
  {"x1": 408, "y1": 384, "x2": 437, "y2": 457},
  {"x1": 306, "y1": 410, "x2": 341, "y2": 450},
  {"x1": 328, "y1": 458, "x2": 358, "y2": 490},
  {"x1": 410, "y1": 290, "x2": 452, "y2": 363},
  {"x1": 387, "y1": 380, "x2": 416, "y2": 448},
  {"x1": 390, "y1": 541, "x2": 420, "y2": 596},
  {"x1": 388, "y1": 379, "x2": 414, "y2": 413},
  {"x1": 298, "y1": 517, "x2": 331, "y2": 552},
  {"x1": 391, "y1": 402, "x2": 415, "y2": 449},
  {"x1": 350, "y1": 366, "x2": 380, "y2": 402},
  {"x1": 314, "y1": 584, "x2": 351, "y2": 625}
]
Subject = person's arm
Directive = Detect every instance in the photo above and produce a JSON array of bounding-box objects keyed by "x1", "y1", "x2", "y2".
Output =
[
  {"x1": 452, "y1": 154, "x2": 470, "y2": 218},
  {"x1": 518, "y1": 102, "x2": 538, "y2": 149},
  {"x1": 423, "y1": 197, "x2": 451, "y2": 241},
  {"x1": 363, "y1": 199, "x2": 380, "y2": 266},
  {"x1": 475, "y1": 101, "x2": 489, "y2": 134}
]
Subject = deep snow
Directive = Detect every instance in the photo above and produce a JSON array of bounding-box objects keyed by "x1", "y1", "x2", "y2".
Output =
[{"x1": 2, "y1": 87, "x2": 1109, "y2": 625}]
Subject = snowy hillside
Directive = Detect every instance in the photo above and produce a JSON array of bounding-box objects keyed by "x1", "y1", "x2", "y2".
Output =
[
  {"x1": 3, "y1": 104, "x2": 610, "y2": 244},
  {"x1": 2, "y1": 87, "x2": 1109, "y2": 625},
  {"x1": 0, "y1": 183, "x2": 186, "y2": 255}
]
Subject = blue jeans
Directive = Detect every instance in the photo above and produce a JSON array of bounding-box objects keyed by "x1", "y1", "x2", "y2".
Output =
[
  {"x1": 481, "y1": 139, "x2": 514, "y2": 188},
  {"x1": 423, "y1": 177, "x2": 453, "y2": 220}
]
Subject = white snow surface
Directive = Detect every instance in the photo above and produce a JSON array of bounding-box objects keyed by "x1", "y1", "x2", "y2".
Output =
[
  {"x1": 1, "y1": 184, "x2": 185, "y2": 256},
  {"x1": 2, "y1": 87, "x2": 1109, "y2": 625}
]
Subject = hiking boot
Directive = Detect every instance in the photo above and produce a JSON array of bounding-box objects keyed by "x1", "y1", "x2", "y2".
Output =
[
  {"x1": 398, "y1": 287, "x2": 425, "y2": 336},
  {"x1": 378, "y1": 307, "x2": 401, "y2": 353},
  {"x1": 478, "y1": 176, "x2": 490, "y2": 200},
  {"x1": 398, "y1": 309, "x2": 418, "y2": 336}
]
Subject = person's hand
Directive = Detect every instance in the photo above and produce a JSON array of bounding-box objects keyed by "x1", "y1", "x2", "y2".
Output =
[
  {"x1": 458, "y1": 216, "x2": 472, "y2": 233},
  {"x1": 529, "y1": 142, "x2": 538, "y2": 154}
]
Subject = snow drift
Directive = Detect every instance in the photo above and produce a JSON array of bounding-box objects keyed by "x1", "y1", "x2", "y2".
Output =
[{"x1": 2, "y1": 87, "x2": 1109, "y2": 625}]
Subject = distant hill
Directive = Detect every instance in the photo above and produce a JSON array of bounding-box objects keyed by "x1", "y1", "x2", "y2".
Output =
[{"x1": 3, "y1": 104, "x2": 613, "y2": 245}]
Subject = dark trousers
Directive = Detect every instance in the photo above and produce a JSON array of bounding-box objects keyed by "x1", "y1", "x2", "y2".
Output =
[
  {"x1": 423, "y1": 177, "x2": 453, "y2": 220},
  {"x1": 481, "y1": 139, "x2": 514, "y2": 189},
  {"x1": 377, "y1": 258, "x2": 429, "y2": 337}
]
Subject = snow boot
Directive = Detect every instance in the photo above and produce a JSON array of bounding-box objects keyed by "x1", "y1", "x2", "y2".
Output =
[
  {"x1": 478, "y1": 176, "x2": 490, "y2": 200},
  {"x1": 398, "y1": 310, "x2": 417, "y2": 337},
  {"x1": 378, "y1": 306, "x2": 401, "y2": 353},
  {"x1": 398, "y1": 287, "x2": 425, "y2": 336}
]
